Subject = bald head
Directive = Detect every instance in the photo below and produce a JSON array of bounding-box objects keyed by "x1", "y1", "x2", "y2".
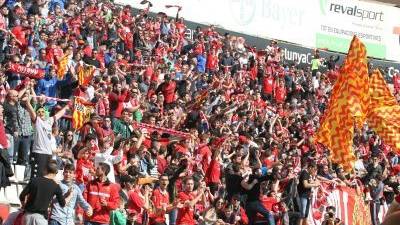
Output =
[{"x1": 7, "y1": 90, "x2": 18, "y2": 102}]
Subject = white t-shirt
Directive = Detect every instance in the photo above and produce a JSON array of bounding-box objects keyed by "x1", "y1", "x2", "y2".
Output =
[
  {"x1": 32, "y1": 117, "x2": 54, "y2": 155},
  {"x1": 94, "y1": 147, "x2": 123, "y2": 183}
]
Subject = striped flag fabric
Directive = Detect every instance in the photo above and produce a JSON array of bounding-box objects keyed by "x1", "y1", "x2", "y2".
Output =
[
  {"x1": 57, "y1": 54, "x2": 70, "y2": 80},
  {"x1": 77, "y1": 64, "x2": 95, "y2": 86},
  {"x1": 367, "y1": 69, "x2": 400, "y2": 152},
  {"x1": 314, "y1": 36, "x2": 370, "y2": 172},
  {"x1": 72, "y1": 97, "x2": 94, "y2": 130}
]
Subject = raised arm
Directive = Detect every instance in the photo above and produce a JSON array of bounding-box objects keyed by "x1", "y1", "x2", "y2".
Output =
[
  {"x1": 54, "y1": 104, "x2": 70, "y2": 121},
  {"x1": 22, "y1": 97, "x2": 37, "y2": 122}
]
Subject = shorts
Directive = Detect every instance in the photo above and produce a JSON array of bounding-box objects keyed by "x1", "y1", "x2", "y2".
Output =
[{"x1": 299, "y1": 196, "x2": 311, "y2": 218}]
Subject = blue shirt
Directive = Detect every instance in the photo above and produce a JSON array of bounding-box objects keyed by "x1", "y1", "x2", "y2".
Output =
[
  {"x1": 50, "y1": 181, "x2": 91, "y2": 225},
  {"x1": 36, "y1": 75, "x2": 70, "y2": 106},
  {"x1": 49, "y1": 0, "x2": 66, "y2": 12},
  {"x1": 196, "y1": 55, "x2": 206, "y2": 73}
]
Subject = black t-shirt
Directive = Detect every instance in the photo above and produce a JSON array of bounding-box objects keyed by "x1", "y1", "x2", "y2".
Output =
[
  {"x1": 19, "y1": 177, "x2": 65, "y2": 217},
  {"x1": 244, "y1": 174, "x2": 273, "y2": 202},
  {"x1": 297, "y1": 170, "x2": 312, "y2": 197},
  {"x1": 225, "y1": 173, "x2": 243, "y2": 199},
  {"x1": 177, "y1": 80, "x2": 189, "y2": 98}
]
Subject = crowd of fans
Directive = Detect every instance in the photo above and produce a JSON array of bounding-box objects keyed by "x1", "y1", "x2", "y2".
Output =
[{"x1": 0, "y1": 0, "x2": 399, "y2": 225}]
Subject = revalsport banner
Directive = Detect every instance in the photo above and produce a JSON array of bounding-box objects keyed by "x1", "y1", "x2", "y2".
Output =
[{"x1": 116, "y1": 0, "x2": 400, "y2": 62}]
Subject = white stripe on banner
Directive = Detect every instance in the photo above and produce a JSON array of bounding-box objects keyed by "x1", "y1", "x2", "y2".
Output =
[
  {"x1": 89, "y1": 191, "x2": 110, "y2": 198},
  {"x1": 334, "y1": 190, "x2": 340, "y2": 220},
  {"x1": 378, "y1": 202, "x2": 388, "y2": 223},
  {"x1": 342, "y1": 191, "x2": 349, "y2": 225}
]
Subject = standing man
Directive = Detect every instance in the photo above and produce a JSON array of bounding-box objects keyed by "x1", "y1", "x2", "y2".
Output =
[
  {"x1": 49, "y1": 164, "x2": 93, "y2": 225},
  {"x1": 15, "y1": 88, "x2": 33, "y2": 168},
  {"x1": 151, "y1": 174, "x2": 180, "y2": 225},
  {"x1": 297, "y1": 162, "x2": 320, "y2": 225},
  {"x1": 241, "y1": 168, "x2": 275, "y2": 225},
  {"x1": 156, "y1": 74, "x2": 176, "y2": 109},
  {"x1": 84, "y1": 162, "x2": 120, "y2": 225},
  {"x1": 19, "y1": 160, "x2": 67, "y2": 225},
  {"x1": 176, "y1": 177, "x2": 205, "y2": 225},
  {"x1": 3, "y1": 90, "x2": 19, "y2": 164},
  {"x1": 23, "y1": 95, "x2": 69, "y2": 177}
]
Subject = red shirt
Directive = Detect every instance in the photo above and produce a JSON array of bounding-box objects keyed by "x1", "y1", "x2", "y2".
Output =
[
  {"x1": 161, "y1": 81, "x2": 176, "y2": 104},
  {"x1": 394, "y1": 75, "x2": 400, "y2": 91},
  {"x1": 205, "y1": 159, "x2": 221, "y2": 184},
  {"x1": 260, "y1": 196, "x2": 278, "y2": 212},
  {"x1": 176, "y1": 192, "x2": 196, "y2": 225},
  {"x1": 157, "y1": 156, "x2": 167, "y2": 174},
  {"x1": 127, "y1": 190, "x2": 145, "y2": 224},
  {"x1": 197, "y1": 144, "x2": 211, "y2": 173},
  {"x1": 262, "y1": 76, "x2": 274, "y2": 94},
  {"x1": 275, "y1": 85, "x2": 286, "y2": 103},
  {"x1": 11, "y1": 26, "x2": 26, "y2": 47},
  {"x1": 151, "y1": 188, "x2": 170, "y2": 224},
  {"x1": 206, "y1": 54, "x2": 218, "y2": 71},
  {"x1": 84, "y1": 180, "x2": 120, "y2": 224},
  {"x1": 395, "y1": 194, "x2": 400, "y2": 204},
  {"x1": 109, "y1": 90, "x2": 129, "y2": 118},
  {"x1": 76, "y1": 158, "x2": 94, "y2": 184}
]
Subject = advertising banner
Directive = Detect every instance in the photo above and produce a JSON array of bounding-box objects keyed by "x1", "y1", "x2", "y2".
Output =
[
  {"x1": 316, "y1": 0, "x2": 400, "y2": 61},
  {"x1": 307, "y1": 185, "x2": 387, "y2": 225},
  {"x1": 116, "y1": 0, "x2": 400, "y2": 61}
]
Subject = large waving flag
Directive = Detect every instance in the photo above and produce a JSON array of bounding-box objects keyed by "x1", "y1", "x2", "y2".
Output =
[
  {"x1": 314, "y1": 36, "x2": 369, "y2": 172},
  {"x1": 57, "y1": 54, "x2": 70, "y2": 80},
  {"x1": 367, "y1": 69, "x2": 400, "y2": 152},
  {"x1": 72, "y1": 97, "x2": 94, "y2": 130},
  {"x1": 77, "y1": 64, "x2": 95, "y2": 86}
]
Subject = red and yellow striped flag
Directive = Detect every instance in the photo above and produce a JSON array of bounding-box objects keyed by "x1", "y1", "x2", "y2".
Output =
[
  {"x1": 314, "y1": 36, "x2": 369, "y2": 172},
  {"x1": 57, "y1": 54, "x2": 70, "y2": 80},
  {"x1": 77, "y1": 65, "x2": 95, "y2": 86},
  {"x1": 72, "y1": 97, "x2": 94, "y2": 130},
  {"x1": 367, "y1": 69, "x2": 400, "y2": 152}
]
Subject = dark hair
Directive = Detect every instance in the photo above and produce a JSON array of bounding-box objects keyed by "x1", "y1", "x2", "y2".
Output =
[
  {"x1": 98, "y1": 162, "x2": 110, "y2": 176},
  {"x1": 85, "y1": 133, "x2": 97, "y2": 142},
  {"x1": 308, "y1": 162, "x2": 317, "y2": 169},
  {"x1": 232, "y1": 163, "x2": 241, "y2": 173},
  {"x1": 64, "y1": 163, "x2": 75, "y2": 172},
  {"x1": 36, "y1": 106, "x2": 45, "y2": 112},
  {"x1": 212, "y1": 197, "x2": 223, "y2": 207},
  {"x1": 46, "y1": 160, "x2": 59, "y2": 175},
  {"x1": 183, "y1": 176, "x2": 194, "y2": 184}
]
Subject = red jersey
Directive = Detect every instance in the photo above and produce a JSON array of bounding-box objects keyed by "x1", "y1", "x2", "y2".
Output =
[
  {"x1": 84, "y1": 180, "x2": 120, "y2": 224},
  {"x1": 76, "y1": 158, "x2": 94, "y2": 184},
  {"x1": 176, "y1": 192, "x2": 196, "y2": 225},
  {"x1": 205, "y1": 159, "x2": 221, "y2": 184},
  {"x1": 206, "y1": 54, "x2": 218, "y2": 71},
  {"x1": 161, "y1": 81, "x2": 176, "y2": 104},
  {"x1": 197, "y1": 144, "x2": 211, "y2": 173},
  {"x1": 151, "y1": 188, "x2": 170, "y2": 224},
  {"x1": 262, "y1": 76, "x2": 274, "y2": 94},
  {"x1": 275, "y1": 85, "x2": 286, "y2": 103},
  {"x1": 127, "y1": 190, "x2": 145, "y2": 224}
]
